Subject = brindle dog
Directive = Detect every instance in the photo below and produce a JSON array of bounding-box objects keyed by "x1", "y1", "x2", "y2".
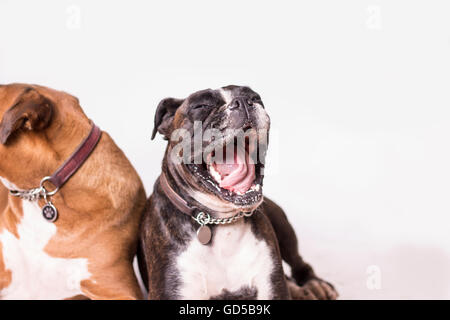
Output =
[{"x1": 139, "y1": 85, "x2": 337, "y2": 300}]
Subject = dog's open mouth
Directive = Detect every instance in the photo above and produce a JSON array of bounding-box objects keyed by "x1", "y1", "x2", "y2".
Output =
[{"x1": 186, "y1": 135, "x2": 265, "y2": 207}]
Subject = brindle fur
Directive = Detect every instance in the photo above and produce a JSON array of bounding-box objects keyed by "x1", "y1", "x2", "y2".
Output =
[
  {"x1": 139, "y1": 170, "x2": 290, "y2": 299},
  {"x1": 139, "y1": 85, "x2": 337, "y2": 300}
]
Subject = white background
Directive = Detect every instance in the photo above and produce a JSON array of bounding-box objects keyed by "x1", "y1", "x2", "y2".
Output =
[{"x1": 1, "y1": 0, "x2": 450, "y2": 299}]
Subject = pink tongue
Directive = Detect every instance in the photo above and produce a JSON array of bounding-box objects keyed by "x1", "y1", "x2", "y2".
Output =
[{"x1": 213, "y1": 149, "x2": 255, "y2": 194}]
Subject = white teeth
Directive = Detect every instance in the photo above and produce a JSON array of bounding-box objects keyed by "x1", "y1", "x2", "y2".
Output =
[
  {"x1": 248, "y1": 184, "x2": 260, "y2": 193},
  {"x1": 209, "y1": 165, "x2": 222, "y2": 184},
  {"x1": 240, "y1": 184, "x2": 261, "y2": 194}
]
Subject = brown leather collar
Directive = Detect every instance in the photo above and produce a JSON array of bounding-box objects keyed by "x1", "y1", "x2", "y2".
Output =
[
  {"x1": 45, "y1": 122, "x2": 102, "y2": 191},
  {"x1": 159, "y1": 172, "x2": 197, "y2": 216},
  {"x1": 8, "y1": 121, "x2": 102, "y2": 222}
]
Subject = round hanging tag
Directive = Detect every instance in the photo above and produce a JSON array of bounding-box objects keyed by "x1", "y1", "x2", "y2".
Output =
[
  {"x1": 42, "y1": 203, "x2": 58, "y2": 222},
  {"x1": 197, "y1": 225, "x2": 212, "y2": 245}
]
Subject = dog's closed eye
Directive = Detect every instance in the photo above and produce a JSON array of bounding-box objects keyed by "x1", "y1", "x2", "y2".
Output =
[{"x1": 192, "y1": 104, "x2": 212, "y2": 110}]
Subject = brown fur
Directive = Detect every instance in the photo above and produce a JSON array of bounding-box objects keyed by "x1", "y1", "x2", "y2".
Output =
[
  {"x1": 0, "y1": 84, "x2": 146, "y2": 299},
  {"x1": 0, "y1": 242, "x2": 11, "y2": 291}
]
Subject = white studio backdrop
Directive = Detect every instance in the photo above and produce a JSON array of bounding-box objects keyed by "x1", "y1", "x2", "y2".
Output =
[{"x1": 1, "y1": 0, "x2": 449, "y2": 299}]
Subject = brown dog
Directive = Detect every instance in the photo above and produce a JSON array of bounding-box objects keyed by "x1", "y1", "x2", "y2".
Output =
[{"x1": 0, "y1": 84, "x2": 145, "y2": 299}]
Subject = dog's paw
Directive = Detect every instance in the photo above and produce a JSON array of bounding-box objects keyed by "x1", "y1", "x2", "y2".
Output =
[{"x1": 288, "y1": 278, "x2": 338, "y2": 300}]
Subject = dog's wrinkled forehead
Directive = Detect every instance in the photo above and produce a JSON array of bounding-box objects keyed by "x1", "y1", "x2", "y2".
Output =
[
  {"x1": 219, "y1": 85, "x2": 261, "y2": 104},
  {"x1": 170, "y1": 85, "x2": 268, "y2": 133},
  {"x1": 185, "y1": 88, "x2": 225, "y2": 108},
  {"x1": 184, "y1": 86, "x2": 261, "y2": 108},
  {"x1": 153, "y1": 85, "x2": 267, "y2": 140}
]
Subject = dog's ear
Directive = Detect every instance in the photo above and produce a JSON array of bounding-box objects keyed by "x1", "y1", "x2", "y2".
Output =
[
  {"x1": 151, "y1": 97, "x2": 184, "y2": 140},
  {"x1": 0, "y1": 88, "x2": 53, "y2": 144}
]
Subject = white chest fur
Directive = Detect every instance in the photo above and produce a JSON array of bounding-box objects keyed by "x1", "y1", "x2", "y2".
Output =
[
  {"x1": 175, "y1": 220, "x2": 275, "y2": 299},
  {"x1": 0, "y1": 200, "x2": 91, "y2": 300}
]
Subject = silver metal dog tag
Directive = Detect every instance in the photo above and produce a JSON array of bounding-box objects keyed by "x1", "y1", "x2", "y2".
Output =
[
  {"x1": 42, "y1": 202, "x2": 58, "y2": 222},
  {"x1": 197, "y1": 225, "x2": 212, "y2": 245}
]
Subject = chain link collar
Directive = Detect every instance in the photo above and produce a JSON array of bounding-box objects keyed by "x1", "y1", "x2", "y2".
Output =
[
  {"x1": 9, "y1": 176, "x2": 59, "y2": 202},
  {"x1": 193, "y1": 210, "x2": 256, "y2": 245},
  {"x1": 193, "y1": 210, "x2": 255, "y2": 226}
]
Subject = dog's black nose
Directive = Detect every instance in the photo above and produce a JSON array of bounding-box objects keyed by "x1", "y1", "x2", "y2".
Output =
[{"x1": 230, "y1": 97, "x2": 251, "y2": 120}]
